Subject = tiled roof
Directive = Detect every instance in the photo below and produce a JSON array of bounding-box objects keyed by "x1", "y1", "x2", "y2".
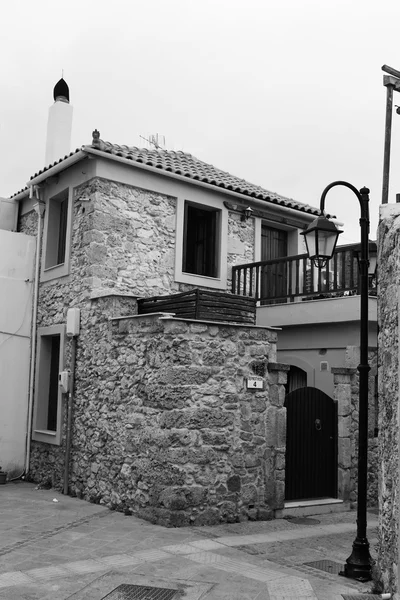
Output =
[
  {"x1": 11, "y1": 131, "x2": 323, "y2": 216},
  {"x1": 89, "y1": 134, "x2": 321, "y2": 216},
  {"x1": 11, "y1": 148, "x2": 82, "y2": 198}
]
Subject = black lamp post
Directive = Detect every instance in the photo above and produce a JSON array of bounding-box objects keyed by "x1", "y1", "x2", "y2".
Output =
[{"x1": 301, "y1": 181, "x2": 373, "y2": 582}]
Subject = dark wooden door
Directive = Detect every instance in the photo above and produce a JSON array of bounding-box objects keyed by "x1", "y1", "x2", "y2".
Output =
[
  {"x1": 284, "y1": 387, "x2": 337, "y2": 501},
  {"x1": 261, "y1": 226, "x2": 287, "y2": 302}
]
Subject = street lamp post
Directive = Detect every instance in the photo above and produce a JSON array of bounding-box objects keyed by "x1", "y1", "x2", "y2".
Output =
[{"x1": 301, "y1": 181, "x2": 372, "y2": 582}]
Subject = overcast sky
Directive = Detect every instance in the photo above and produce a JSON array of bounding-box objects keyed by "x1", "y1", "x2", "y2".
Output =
[{"x1": 2, "y1": 0, "x2": 400, "y2": 243}]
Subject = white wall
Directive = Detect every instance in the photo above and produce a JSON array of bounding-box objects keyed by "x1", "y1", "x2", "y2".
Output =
[
  {"x1": 0, "y1": 230, "x2": 35, "y2": 474},
  {"x1": 257, "y1": 299, "x2": 378, "y2": 398},
  {"x1": 0, "y1": 198, "x2": 18, "y2": 231}
]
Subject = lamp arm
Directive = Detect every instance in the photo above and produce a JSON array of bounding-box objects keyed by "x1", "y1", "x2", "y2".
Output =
[
  {"x1": 319, "y1": 180, "x2": 371, "y2": 260},
  {"x1": 319, "y1": 180, "x2": 366, "y2": 215}
]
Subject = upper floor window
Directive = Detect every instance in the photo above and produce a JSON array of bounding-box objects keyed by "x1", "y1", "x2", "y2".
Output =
[
  {"x1": 182, "y1": 202, "x2": 220, "y2": 278},
  {"x1": 45, "y1": 190, "x2": 68, "y2": 269},
  {"x1": 41, "y1": 188, "x2": 72, "y2": 282},
  {"x1": 174, "y1": 196, "x2": 228, "y2": 290}
]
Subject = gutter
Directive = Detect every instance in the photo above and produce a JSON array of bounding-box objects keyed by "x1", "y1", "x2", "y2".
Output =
[
  {"x1": 28, "y1": 150, "x2": 87, "y2": 187},
  {"x1": 63, "y1": 335, "x2": 77, "y2": 494},
  {"x1": 10, "y1": 151, "x2": 88, "y2": 200}
]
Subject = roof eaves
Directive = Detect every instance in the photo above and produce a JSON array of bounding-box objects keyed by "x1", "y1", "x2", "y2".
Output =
[
  {"x1": 9, "y1": 148, "x2": 87, "y2": 200},
  {"x1": 28, "y1": 149, "x2": 87, "y2": 187}
]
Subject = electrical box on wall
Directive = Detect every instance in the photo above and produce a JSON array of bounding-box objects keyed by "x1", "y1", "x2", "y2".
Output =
[
  {"x1": 66, "y1": 308, "x2": 80, "y2": 337},
  {"x1": 59, "y1": 371, "x2": 70, "y2": 394}
]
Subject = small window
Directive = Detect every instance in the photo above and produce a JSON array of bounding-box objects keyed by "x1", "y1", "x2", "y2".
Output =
[
  {"x1": 182, "y1": 202, "x2": 220, "y2": 278},
  {"x1": 33, "y1": 325, "x2": 64, "y2": 445},
  {"x1": 45, "y1": 189, "x2": 68, "y2": 270}
]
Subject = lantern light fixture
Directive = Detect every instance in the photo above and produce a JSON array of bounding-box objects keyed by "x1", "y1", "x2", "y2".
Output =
[
  {"x1": 241, "y1": 206, "x2": 254, "y2": 221},
  {"x1": 300, "y1": 215, "x2": 343, "y2": 269}
]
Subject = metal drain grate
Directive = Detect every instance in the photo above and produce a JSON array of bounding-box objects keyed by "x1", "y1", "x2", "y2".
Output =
[
  {"x1": 290, "y1": 517, "x2": 321, "y2": 525},
  {"x1": 342, "y1": 595, "x2": 385, "y2": 599},
  {"x1": 102, "y1": 584, "x2": 179, "y2": 600},
  {"x1": 304, "y1": 559, "x2": 344, "y2": 574}
]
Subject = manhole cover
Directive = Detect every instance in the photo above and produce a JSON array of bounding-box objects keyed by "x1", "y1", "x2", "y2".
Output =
[
  {"x1": 304, "y1": 559, "x2": 343, "y2": 574},
  {"x1": 102, "y1": 584, "x2": 179, "y2": 599},
  {"x1": 290, "y1": 517, "x2": 321, "y2": 525}
]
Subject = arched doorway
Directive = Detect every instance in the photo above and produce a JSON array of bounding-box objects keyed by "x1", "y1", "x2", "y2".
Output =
[{"x1": 284, "y1": 387, "x2": 337, "y2": 501}]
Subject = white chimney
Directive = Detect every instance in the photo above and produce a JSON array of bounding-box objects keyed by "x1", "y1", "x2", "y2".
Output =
[{"x1": 45, "y1": 78, "x2": 73, "y2": 166}]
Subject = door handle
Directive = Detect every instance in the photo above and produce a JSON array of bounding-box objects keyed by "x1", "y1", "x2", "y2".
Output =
[{"x1": 315, "y1": 419, "x2": 322, "y2": 431}]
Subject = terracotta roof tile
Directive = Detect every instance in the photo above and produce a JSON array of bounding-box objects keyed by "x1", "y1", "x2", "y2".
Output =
[
  {"x1": 89, "y1": 138, "x2": 321, "y2": 216},
  {"x1": 10, "y1": 148, "x2": 82, "y2": 198},
  {"x1": 11, "y1": 134, "x2": 323, "y2": 217}
]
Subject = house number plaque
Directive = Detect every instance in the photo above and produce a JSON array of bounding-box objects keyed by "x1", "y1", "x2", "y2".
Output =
[{"x1": 246, "y1": 377, "x2": 264, "y2": 390}]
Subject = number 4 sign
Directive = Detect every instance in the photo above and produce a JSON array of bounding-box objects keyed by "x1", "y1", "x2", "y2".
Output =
[{"x1": 246, "y1": 377, "x2": 264, "y2": 390}]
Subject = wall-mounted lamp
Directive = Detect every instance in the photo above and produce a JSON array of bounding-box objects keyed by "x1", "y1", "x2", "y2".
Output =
[{"x1": 241, "y1": 206, "x2": 254, "y2": 221}]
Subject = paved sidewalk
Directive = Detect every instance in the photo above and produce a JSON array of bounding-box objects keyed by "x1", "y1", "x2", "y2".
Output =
[{"x1": 0, "y1": 482, "x2": 380, "y2": 599}]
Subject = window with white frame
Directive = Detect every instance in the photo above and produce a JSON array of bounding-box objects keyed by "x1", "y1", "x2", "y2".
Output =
[
  {"x1": 175, "y1": 196, "x2": 227, "y2": 290},
  {"x1": 45, "y1": 189, "x2": 68, "y2": 269},
  {"x1": 42, "y1": 188, "x2": 72, "y2": 282},
  {"x1": 32, "y1": 324, "x2": 65, "y2": 445},
  {"x1": 182, "y1": 202, "x2": 220, "y2": 278}
]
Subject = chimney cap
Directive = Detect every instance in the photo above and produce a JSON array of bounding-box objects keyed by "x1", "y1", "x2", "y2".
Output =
[{"x1": 53, "y1": 78, "x2": 70, "y2": 103}]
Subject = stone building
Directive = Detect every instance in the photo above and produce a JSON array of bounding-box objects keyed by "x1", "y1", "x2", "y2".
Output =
[
  {"x1": 9, "y1": 125, "x2": 318, "y2": 525},
  {"x1": 1, "y1": 78, "x2": 378, "y2": 526}
]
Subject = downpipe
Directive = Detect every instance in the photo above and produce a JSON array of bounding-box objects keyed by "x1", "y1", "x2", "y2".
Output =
[
  {"x1": 24, "y1": 188, "x2": 45, "y2": 476},
  {"x1": 63, "y1": 335, "x2": 77, "y2": 495}
]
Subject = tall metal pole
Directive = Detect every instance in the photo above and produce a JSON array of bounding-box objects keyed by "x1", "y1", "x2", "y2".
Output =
[
  {"x1": 319, "y1": 181, "x2": 372, "y2": 581},
  {"x1": 382, "y1": 82, "x2": 394, "y2": 205},
  {"x1": 343, "y1": 187, "x2": 371, "y2": 580},
  {"x1": 381, "y1": 65, "x2": 400, "y2": 205}
]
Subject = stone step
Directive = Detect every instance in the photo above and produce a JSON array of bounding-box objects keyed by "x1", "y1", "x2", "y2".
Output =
[{"x1": 278, "y1": 498, "x2": 350, "y2": 518}]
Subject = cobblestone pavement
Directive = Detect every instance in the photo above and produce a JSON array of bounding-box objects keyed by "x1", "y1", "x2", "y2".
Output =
[{"x1": 0, "y1": 482, "x2": 381, "y2": 599}]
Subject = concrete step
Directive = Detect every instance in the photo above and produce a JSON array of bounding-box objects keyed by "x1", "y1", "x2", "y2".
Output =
[{"x1": 279, "y1": 498, "x2": 350, "y2": 518}]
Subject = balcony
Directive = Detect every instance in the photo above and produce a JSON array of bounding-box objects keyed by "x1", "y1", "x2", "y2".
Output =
[{"x1": 231, "y1": 243, "x2": 377, "y2": 305}]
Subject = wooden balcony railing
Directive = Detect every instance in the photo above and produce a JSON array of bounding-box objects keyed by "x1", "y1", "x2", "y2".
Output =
[{"x1": 231, "y1": 244, "x2": 376, "y2": 304}]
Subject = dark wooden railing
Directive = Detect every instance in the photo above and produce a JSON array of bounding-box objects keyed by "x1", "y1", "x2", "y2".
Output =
[
  {"x1": 231, "y1": 244, "x2": 374, "y2": 304},
  {"x1": 138, "y1": 289, "x2": 256, "y2": 324}
]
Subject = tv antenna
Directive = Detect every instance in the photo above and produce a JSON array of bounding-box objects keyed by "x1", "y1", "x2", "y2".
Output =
[{"x1": 139, "y1": 133, "x2": 166, "y2": 149}]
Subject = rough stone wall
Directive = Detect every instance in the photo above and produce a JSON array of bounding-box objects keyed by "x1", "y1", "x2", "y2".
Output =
[
  {"x1": 332, "y1": 360, "x2": 378, "y2": 507},
  {"x1": 376, "y1": 206, "x2": 400, "y2": 595},
  {"x1": 29, "y1": 294, "x2": 139, "y2": 490},
  {"x1": 347, "y1": 348, "x2": 379, "y2": 507},
  {"x1": 18, "y1": 210, "x2": 38, "y2": 236},
  {"x1": 18, "y1": 177, "x2": 257, "y2": 306},
  {"x1": 30, "y1": 306, "x2": 288, "y2": 527},
  {"x1": 227, "y1": 213, "x2": 255, "y2": 290},
  {"x1": 73, "y1": 177, "x2": 256, "y2": 298},
  {"x1": 332, "y1": 367, "x2": 355, "y2": 503},
  {"x1": 80, "y1": 178, "x2": 178, "y2": 296}
]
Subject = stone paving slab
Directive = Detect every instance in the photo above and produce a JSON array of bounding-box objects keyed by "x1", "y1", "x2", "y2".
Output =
[{"x1": 0, "y1": 482, "x2": 380, "y2": 599}]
